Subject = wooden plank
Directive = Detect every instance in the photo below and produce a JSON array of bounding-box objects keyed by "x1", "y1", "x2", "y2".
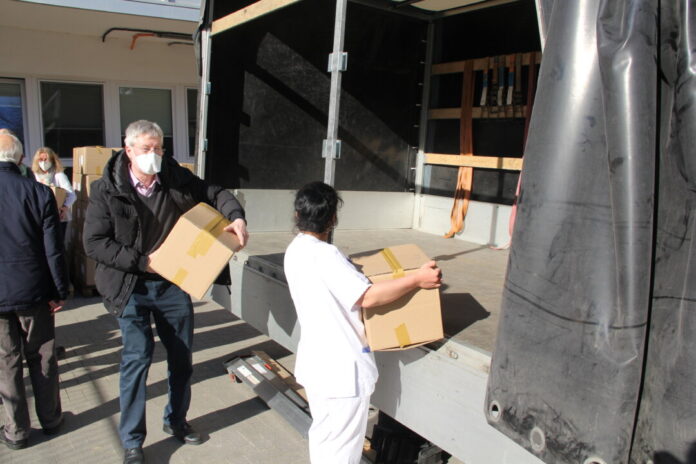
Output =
[
  {"x1": 432, "y1": 52, "x2": 541, "y2": 75},
  {"x1": 211, "y1": 0, "x2": 302, "y2": 36},
  {"x1": 429, "y1": 106, "x2": 527, "y2": 119},
  {"x1": 425, "y1": 153, "x2": 523, "y2": 171},
  {"x1": 428, "y1": 108, "x2": 461, "y2": 119}
]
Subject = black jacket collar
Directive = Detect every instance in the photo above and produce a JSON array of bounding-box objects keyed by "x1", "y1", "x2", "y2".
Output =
[
  {"x1": 102, "y1": 150, "x2": 194, "y2": 197},
  {"x1": 0, "y1": 161, "x2": 21, "y2": 174}
]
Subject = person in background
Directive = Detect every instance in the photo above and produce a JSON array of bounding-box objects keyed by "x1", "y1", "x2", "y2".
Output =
[
  {"x1": 0, "y1": 132, "x2": 68, "y2": 450},
  {"x1": 31, "y1": 147, "x2": 76, "y2": 242},
  {"x1": 83, "y1": 120, "x2": 248, "y2": 464},
  {"x1": 284, "y1": 181, "x2": 442, "y2": 464},
  {"x1": 0, "y1": 129, "x2": 32, "y2": 179}
]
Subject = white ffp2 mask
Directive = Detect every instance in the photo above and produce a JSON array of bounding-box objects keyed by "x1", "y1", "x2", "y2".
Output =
[
  {"x1": 135, "y1": 152, "x2": 162, "y2": 175},
  {"x1": 39, "y1": 160, "x2": 52, "y2": 171}
]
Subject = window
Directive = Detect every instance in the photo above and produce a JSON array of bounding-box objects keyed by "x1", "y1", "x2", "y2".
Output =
[
  {"x1": 40, "y1": 81, "x2": 105, "y2": 159},
  {"x1": 119, "y1": 87, "x2": 173, "y2": 156},
  {"x1": 186, "y1": 88, "x2": 198, "y2": 157},
  {"x1": 0, "y1": 80, "x2": 25, "y2": 143}
]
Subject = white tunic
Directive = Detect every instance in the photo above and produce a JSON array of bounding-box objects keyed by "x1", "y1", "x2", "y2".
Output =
[{"x1": 284, "y1": 233, "x2": 378, "y2": 398}]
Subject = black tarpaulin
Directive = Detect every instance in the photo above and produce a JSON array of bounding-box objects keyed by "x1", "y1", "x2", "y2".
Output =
[{"x1": 485, "y1": 0, "x2": 696, "y2": 463}]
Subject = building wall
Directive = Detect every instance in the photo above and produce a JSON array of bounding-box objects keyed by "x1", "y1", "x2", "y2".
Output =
[{"x1": 0, "y1": 23, "x2": 198, "y2": 163}]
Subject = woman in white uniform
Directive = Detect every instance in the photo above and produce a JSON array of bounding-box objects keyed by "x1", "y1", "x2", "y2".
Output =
[{"x1": 284, "y1": 182, "x2": 441, "y2": 464}]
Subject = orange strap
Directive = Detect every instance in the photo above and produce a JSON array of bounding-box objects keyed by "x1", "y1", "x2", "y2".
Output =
[{"x1": 444, "y1": 60, "x2": 475, "y2": 238}]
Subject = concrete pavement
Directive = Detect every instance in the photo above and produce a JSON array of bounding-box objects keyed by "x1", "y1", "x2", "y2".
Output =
[{"x1": 0, "y1": 296, "x2": 310, "y2": 464}]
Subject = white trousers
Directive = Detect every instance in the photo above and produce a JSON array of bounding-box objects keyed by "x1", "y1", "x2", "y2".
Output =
[{"x1": 307, "y1": 392, "x2": 370, "y2": 464}]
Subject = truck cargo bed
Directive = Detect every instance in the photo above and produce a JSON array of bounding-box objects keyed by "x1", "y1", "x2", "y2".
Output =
[{"x1": 212, "y1": 227, "x2": 541, "y2": 463}]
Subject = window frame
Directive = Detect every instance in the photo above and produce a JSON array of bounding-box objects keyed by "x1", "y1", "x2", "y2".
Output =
[
  {"x1": 37, "y1": 78, "x2": 106, "y2": 163},
  {"x1": 0, "y1": 77, "x2": 29, "y2": 148}
]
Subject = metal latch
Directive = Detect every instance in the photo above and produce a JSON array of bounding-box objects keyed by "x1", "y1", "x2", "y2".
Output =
[
  {"x1": 327, "y1": 52, "x2": 348, "y2": 72},
  {"x1": 322, "y1": 139, "x2": 342, "y2": 159}
]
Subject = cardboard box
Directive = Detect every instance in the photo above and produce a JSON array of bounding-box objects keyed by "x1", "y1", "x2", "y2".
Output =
[
  {"x1": 74, "y1": 252, "x2": 96, "y2": 287},
  {"x1": 72, "y1": 147, "x2": 118, "y2": 181},
  {"x1": 150, "y1": 202, "x2": 241, "y2": 299},
  {"x1": 74, "y1": 174, "x2": 102, "y2": 201},
  {"x1": 70, "y1": 200, "x2": 87, "y2": 253},
  {"x1": 350, "y1": 244, "x2": 443, "y2": 351},
  {"x1": 180, "y1": 162, "x2": 196, "y2": 174},
  {"x1": 50, "y1": 186, "x2": 68, "y2": 209}
]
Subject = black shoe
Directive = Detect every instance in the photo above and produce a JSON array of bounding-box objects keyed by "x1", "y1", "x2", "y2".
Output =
[
  {"x1": 162, "y1": 422, "x2": 202, "y2": 445},
  {"x1": 123, "y1": 447, "x2": 145, "y2": 464},
  {"x1": 0, "y1": 425, "x2": 27, "y2": 450},
  {"x1": 42, "y1": 415, "x2": 64, "y2": 436},
  {"x1": 56, "y1": 346, "x2": 66, "y2": 359}
]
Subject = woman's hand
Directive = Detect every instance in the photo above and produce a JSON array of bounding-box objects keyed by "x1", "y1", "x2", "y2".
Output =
[{"x1": 415, "y1": 261, "x2": 442, "y2": 289}]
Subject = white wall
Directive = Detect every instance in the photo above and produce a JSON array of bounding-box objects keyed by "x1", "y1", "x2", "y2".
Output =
[
  {"x1": 415, "y1": 193, "x2": 513, "y2": 247},
  {"x1": 232, "y1": 188, "x2": 513, "y2": 247},
  {"x1": 0, "y1": 24, "x2": 198, "y2": 162},
  {"x1": 0, "y1": 26, "x2": 197, "y2": 84},
  {"x1": 235, "y1": 189, "x2": 416, "y2": 233}
]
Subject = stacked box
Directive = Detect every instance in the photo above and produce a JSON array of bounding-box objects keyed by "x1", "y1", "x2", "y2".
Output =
[
  {"x1": 180, "y1": 162, "x2": 196, "y2": 174},
  {"x1": 70, "y1": 146, "x2": 117, "y2": 291},
  {"x1": 71, "y1": 146, "x2": 117, "y2": 183}
]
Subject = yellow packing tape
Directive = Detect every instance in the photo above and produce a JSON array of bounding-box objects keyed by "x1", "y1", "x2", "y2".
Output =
[
  {"x1": 380, "y1": 247, "x2": 404, "y2": 278},
  {"x1": 187, "y1": 212, "x2": 230, "y2": 258},
  {"x1": 188, "y1": 231, "x2": 215, "y2": 258},
  {"x1": 172, "y1": 268, "x2": 188, "y2": 287},
  {"x1": 394, "y1": 323, "x2": 411, "y2": 348}
]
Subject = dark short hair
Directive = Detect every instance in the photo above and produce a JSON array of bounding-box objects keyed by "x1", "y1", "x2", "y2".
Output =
[{"x1": 294, "y1": 181, "x2": 343, "y2": 234}]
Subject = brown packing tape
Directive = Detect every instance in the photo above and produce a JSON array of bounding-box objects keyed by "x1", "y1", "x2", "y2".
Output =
[
  {"x1": 394, "y1": 323, "x2": 412, "y2": 348},
  {"x1": 172, "y1": 268, "x2": 188, "y2": 287}
]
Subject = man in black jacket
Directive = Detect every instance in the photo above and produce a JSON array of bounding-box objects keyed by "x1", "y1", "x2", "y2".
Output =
[
  {"x1": 0, "y1": 133, "x2": 68, "y2": 450},
  {"x1": 83, "y1": 120, "x2": 248, "y2": 464}
]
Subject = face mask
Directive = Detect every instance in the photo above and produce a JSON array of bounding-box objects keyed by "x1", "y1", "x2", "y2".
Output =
[
  {"x1": 134, "y1": 151, "x2": 162, "y2": 175},
  {"x1": 39, "y1": 160, "x2": 52, "y2": 171}
]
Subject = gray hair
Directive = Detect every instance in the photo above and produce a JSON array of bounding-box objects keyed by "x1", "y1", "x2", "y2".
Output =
[
  {"x1": 0, "y1": 133, "x2": 23, "y2": 163},
  {"x1": 124, "y1": 120, "x2": 164, "y2": 147}
]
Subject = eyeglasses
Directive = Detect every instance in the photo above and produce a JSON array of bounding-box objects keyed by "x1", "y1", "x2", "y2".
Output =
[{"x1": 134, "y1": 145, "x2": 165, "y2": 155}]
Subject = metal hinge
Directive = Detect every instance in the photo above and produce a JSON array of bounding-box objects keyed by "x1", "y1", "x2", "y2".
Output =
[
  {"x1": 327, "y1": 52, "x2": 348, "y2": 72},
  {"x1": 322, "y1": 139, "x2": 342, "y2": 159},
  {"x1": 203, "y1": 139, "x2": 208, "y2": 151},
  {"x1": 205, "y1": 82, "x2": 211, "y2": 95}
]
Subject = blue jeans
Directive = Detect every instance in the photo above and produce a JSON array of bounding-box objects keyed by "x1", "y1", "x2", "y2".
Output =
[{"x1": 118, "y1": 279, "x2": 194, "y2": 448}]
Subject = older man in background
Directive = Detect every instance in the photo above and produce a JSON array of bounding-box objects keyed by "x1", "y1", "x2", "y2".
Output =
[{"x1": 0, "y1": 132, "x2": 69, "y2": 450}]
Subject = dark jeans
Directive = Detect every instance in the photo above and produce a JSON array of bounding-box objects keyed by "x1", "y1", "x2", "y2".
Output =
[
  {"x1": 118, "y1": 279, "x2": 194, "y2": 448},
  {"x1": 0, "y1": 303, "x2": 62, "y2": 441}
]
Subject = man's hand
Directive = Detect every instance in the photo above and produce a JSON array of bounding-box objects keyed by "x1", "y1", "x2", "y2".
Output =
[
  {"x1": 224, "y1": 218, "x2": 249, "y2": 249},
  {"x1": 48, "y1": 300, "x2": 65, "y2": 314},
  {"x1": 415, "y1": 261, "x2": 442, "y2": 289},
  {"x1": 59, "y1": 206, "x2": 68, "y2": 221}
]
